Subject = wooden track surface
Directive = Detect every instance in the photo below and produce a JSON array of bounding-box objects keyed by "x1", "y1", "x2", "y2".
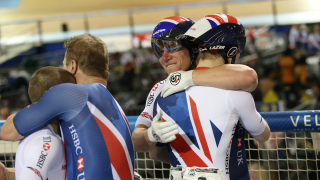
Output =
[{"x1": 0, "y1": 0, "x2": 319, "y2": 38}]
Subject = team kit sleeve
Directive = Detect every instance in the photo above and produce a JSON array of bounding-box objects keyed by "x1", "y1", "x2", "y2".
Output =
[
  {"x1": 229, "y1": 91, "x2": 267, "y2": 136},
  {"x1": 135, "y1": 81, "x2": 164, "y2": 128},
  {"x1": 13, "y1": 83, "x2": 88, "y2": 137},
  {"x1": 19, "y1": 135, "x2": 63, "y2": 180}
]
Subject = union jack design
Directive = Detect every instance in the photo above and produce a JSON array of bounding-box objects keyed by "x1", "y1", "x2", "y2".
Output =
[
  {"x1": 159, "y1": 96, "x2": 216, "y2": 167},
  {"x1": 114, "y1": 100, "x2": 132, "y2": 134},
  {"x1": 185, "y1": 13, "x2": 242, "y2": 39},
  {"x1": 87, "y1": 101, "x2": 134, "y2": 180},
  {"x1": 152, "y1": 16, "x2": 193, "y2": 38},
  {"x1": 27, "y1": 167, "x2": 43, "y2": 180},
  {"x1": 205, "y1": 13, "x2": 240, "y2": 27},
  {"x1": 140, "y1": 112, "x2": 153, "y2": 121},
  {"x1": 162, "y1": 16, "x2": 191, "y2": 24}
]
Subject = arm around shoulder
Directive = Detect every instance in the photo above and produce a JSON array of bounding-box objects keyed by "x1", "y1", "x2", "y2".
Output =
[
  {"x1": 192, "y1": 64, "x2": 258, "y2": 92},
  {"x1": 0, "y1": 114, "x2": 23, "y2": 141}
]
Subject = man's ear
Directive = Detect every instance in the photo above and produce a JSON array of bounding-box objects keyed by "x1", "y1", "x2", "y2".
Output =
[{"x1": 70, "y1": 60, "x2": 78, "y2": 75}]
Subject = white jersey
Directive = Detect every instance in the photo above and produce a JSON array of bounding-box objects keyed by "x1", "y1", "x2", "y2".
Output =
[
  {"x1": 15, "y1": 125, "x2": 66, "y2": 180},
  {"x1": 136, "y1": 80, "x2": 266, "y2": 180}
]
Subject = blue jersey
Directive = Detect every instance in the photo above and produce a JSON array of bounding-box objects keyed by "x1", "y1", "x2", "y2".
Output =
[{"x1": 14, "y1": 83, "x2": 134, "y2": 180}]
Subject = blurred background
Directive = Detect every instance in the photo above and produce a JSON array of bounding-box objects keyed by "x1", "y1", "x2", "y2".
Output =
[
  {"x1": 0, "y1": 0, "x2": 320, "y2": 179},
  {"x1": 0, "y1": 0, "x2": 319, "y2": 116}
]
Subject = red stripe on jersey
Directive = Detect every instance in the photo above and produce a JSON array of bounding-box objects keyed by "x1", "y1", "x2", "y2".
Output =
[
  {"x1": 93, "y1": 115, "x2": 133, "y2": 180},
  {"x1": 189, "y1": 96, "x2": 213, "y2": 163},
  {"x1": 165, "y1": 16, "x2": 188, "y2": 23},
  {"x1": 163, "y1": 119, "x2": 207, "y2": 167},
  {"x1": 205, "y1": 15, "x2": 225, "y2": 25},
  {"x1": 226, "y1": 14, "x2": 238, "y2": 24},
  {"x1": 195, "y1": 67, "x2": 210, "y2": 70},
  {"x1": 121, "y1": 112, "x2": 131, "y2": 134}
]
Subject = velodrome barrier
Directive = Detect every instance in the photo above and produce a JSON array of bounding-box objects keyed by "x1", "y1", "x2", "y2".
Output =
[
  {"x1": 1, "y1": 111, "x2": 320, "y2": 133},
  {"x1": 0, "y1": 111, "x2": 320, "y2": 179}
]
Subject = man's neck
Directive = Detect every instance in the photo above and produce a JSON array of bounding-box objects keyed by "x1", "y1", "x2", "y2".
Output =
[
  {"x1": 75, "y1": 73, "x2": 107, "y2": 86},
  {"x1": 197, "y1": 58, "x2": 224, "y2": 68}
]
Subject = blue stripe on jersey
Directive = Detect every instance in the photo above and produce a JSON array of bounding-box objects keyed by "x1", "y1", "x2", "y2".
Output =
[
  {"x1": 209, "y1": 120, "x2": 222, "y2": 147},
  {"x1": 207, "y1": 19, "x2": 218, "y2": 28},
  {"x1": 229, "y1": 122, "x2": 249, "y2": 180},
  {"x1": 65, "y1": 145, "x2": 73, "y2": 180},
  {"x1": 153, "y1": 22, "x2": 177, "y2": 38},
  {"x1": 86, "y1": 84, "x2": 134, "y2": 166},
  {"x1": 156, "y1": 92, "x2": 200, "y2": 149}
]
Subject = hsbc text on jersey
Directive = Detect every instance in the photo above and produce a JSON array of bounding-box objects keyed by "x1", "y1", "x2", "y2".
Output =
[
  {"x1": 36, "y1": 151, "x2": 48, "y2": 169},
  {"x1": 69, "y1": 124, "x2": 83, "y2": 155},
  {"x1": 69, "y1": 124, "x2": 86, "y2": 179}
]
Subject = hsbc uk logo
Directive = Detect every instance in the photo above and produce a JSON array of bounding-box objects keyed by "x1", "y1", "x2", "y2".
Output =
[
  {"x1": 43, "y1": 143, "x2": 50, "y2": 151},
  {"x1": 169, "y1": 72, "x2": 181, "y2": 86},
  {"x1": 69, "y1": 124, "x2": 85, "y2": 179},
  {"x1": 237, "y1": 136, "x2": 242, "y2": 149},
  {"x1": 78, "y1": 156, "x2": 84, "y2": 172}
]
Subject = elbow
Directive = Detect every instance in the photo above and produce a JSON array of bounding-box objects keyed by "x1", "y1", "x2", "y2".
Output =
[
  {"x1": 243, "y1": 68, "x2": 258, "y2": 92},
  {"x1": 258, "y1": 133, "x2": 270, "y2": 142},
  {"x1": 0, "y1": 128, "x2": 10, "y2": 141},
  {"x1": 132, "y1": 129, "x2": 150, "y2": 152},
  {"x1": 257, "y1": 130, "x2": 271, "y2": 143},
  {"x1": 132, "y1": 132, "x2": 142, "y2": 152}
]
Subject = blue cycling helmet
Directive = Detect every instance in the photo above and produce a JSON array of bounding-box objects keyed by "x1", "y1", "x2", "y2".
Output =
[
  {"x1": 183, "y1": 13, "x2": 246, "y2": 64},
  {"x1": 151, "y1": 16, "x2": 199, "y2": 67}
]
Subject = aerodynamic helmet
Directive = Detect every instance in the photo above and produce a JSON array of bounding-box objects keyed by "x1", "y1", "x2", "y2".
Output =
[
  {"x1": 183, "y1": 13, "x2": 246, "y2": 64},
  {"x1": 151, "y1": 16, "x2": 199, "y2": 67}
]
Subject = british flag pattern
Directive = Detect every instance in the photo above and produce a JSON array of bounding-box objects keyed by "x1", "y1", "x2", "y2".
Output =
[
  {"x1": 27, "y1": 167, "x2": 43, "y2": 180},
  {"x1": 136, "y1": 79, "x2": 265, "y2": 180},
  {"x1": 184, "y1": 13, "x2": 242, "y2": 39},
  {"x1": 152, "y1": 16, "x2": 193, "y2": 38},
  {"x1": 14, "y1": 83, "x2": 134, "y2": 180}
]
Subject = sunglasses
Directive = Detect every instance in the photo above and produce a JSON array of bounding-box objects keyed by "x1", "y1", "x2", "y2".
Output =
[{"x1": 151, "y1": 38, "x2": 184, "y2": 58}]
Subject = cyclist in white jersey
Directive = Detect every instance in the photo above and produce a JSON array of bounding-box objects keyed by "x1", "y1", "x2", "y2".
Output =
[
  {"x1": 134, "y1": 14, "x2": 270, "y2": 180},
  {"x1": 0, "y1": 67, "x2": 74, "y2": 180},
  {"x1": 133, "y1": 16, "x2": 259, "y2": 155}
]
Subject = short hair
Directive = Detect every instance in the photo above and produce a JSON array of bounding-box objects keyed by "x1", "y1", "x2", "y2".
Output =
[
  {"x1": 64, "y1": 33, "x2": 109, "y2": 80},
  {"x1": 28, "y1": 66, "x2": 76, "y2": 103},
  {"x1": 198, "y1": 51, "x2": 223, "y2": 62}
]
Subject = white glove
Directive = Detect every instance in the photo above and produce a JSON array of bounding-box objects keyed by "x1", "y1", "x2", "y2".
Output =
[
  {"x1": 161, "y1": 70, "x2": 195, "y2": 98},
  {"x1": 147, "y1": 110, "x2": 179, "y2": 143}
]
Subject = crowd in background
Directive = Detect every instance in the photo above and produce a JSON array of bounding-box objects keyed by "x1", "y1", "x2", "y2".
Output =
[
  {"x1": 0, "y1": 23, "x2": 319, "y2": 116},
  {"x1": 0, "y1": 23, "x2": 317, "y2": 180}
]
